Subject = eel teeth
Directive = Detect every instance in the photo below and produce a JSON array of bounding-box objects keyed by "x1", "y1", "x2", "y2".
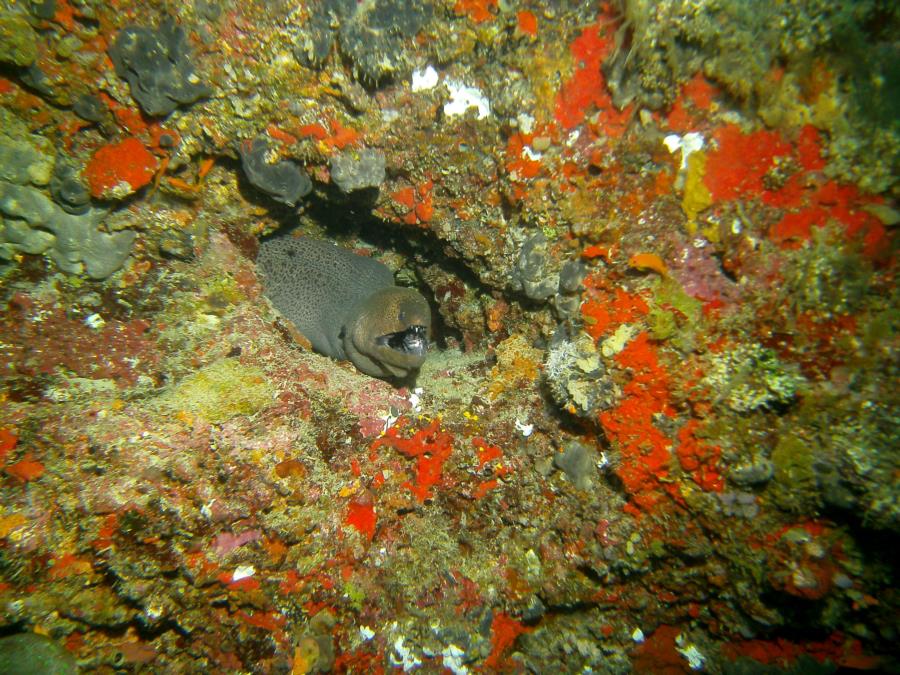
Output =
[{"x1": 377, "y1": 325, "x2": 428, "y2": 356}]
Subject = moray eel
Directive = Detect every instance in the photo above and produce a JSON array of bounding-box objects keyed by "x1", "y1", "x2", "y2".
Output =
[{"x1": 257, "y1": 235, "x2": 431, "y2": 379}]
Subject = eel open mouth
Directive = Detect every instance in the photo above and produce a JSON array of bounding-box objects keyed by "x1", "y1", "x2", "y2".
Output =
[{"x1": 376, "y1": 325, "x2": 428, "y2": 357}]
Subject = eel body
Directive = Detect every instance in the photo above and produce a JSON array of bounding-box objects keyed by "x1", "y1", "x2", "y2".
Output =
[{"x1": 257, "y1": 235, "x2": 430, "y2": 379}]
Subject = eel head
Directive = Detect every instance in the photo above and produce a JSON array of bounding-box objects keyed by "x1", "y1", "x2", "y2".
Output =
[{"x1": 343, "y1": 287, "x2": 431, "y2": 379}]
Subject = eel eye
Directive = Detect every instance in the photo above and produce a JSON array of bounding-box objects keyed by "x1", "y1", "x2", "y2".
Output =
[{"x1": 398, "y1": 311, "x2": 406, "y2": 322}]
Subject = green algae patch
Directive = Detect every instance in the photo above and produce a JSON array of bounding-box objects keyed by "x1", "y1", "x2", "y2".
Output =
[
  {"x1": 0, "y1": 632, "x2": 77, "y2": 675},
  {"x1": 648, "y1": 277, "x2": 703, "y2": 348},
  {"x1": 769, "y1": 434, "x2": 821, "y2": 513},
  {"x1": 0, "y1": 12, "x2": 38, "y2": 67},
  {"x1": 162, "y1": 359, "x2": 274, "y2": 423},
  {"x1": 702, "y1": 343, "x2": 805, "y2": 413}
]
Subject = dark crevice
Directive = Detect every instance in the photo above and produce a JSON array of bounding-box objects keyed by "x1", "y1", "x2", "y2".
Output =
[
  {"x1": 576, "y1": 563, "x2": 608, "y2": 588},
  {"x1": 0, "y1": 623, "x2": 28, "y2": 638},
  {"x1": 537, "y1": 599, "x2": 605, "y2": 616},
  {"x1": 263, "y1": 192, "x2": 497, "y2": 352}
]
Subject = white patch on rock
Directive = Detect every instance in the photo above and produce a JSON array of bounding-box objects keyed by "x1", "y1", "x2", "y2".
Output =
[
  {"x1": 444, "y1": 81, "x2": 491, "y2": 119},
  {"x1": 411, "y1": 65, "x2": 439, "y2": 91},
  {"x1": 232, "y1": 565, "x2": 255, "y2": 581},
  {"x1": 515, "y1": 418, "x2": 534, "y2": 437},
  {"x1": 664, "y1": 132, "x2": 704, "y2": 170}
]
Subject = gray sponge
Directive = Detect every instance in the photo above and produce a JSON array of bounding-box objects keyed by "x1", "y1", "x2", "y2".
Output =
[
  {"x1": 330, "y1": 149, "x2": 385, "y2": 194},
  {"x1": 239, "y1": 137, "x2": 311, "y2": 206},
  {"x1": 0, "y1": 181, "x2": 135, "y2": 279},
  {"x1": 109, "y1": 18, "x2": 210, "y2": 117}
]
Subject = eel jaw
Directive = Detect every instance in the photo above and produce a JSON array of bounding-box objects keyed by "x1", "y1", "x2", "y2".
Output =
[
  {"x1": 344, "y1": 287, "x2": 432, "y2": 379},
  {"x1": 375, "y1": 324, "x2": 429, "y2": 358}
]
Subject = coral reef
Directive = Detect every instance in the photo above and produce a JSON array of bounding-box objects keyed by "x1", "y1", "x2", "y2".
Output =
[
  {"x1": 0, "y1": 0, "x2": 896, "y2": 672},
  {"x1": 612, "y1": 0, "x2": 899, "y2": 192}
]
